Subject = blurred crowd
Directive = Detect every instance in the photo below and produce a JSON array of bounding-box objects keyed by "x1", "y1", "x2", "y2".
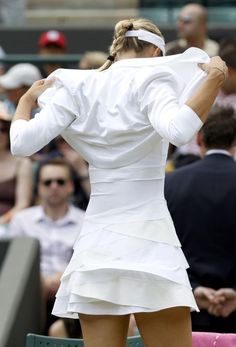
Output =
[{"x1": 0, "y1": 2, "x2": 236, "y2": 338}]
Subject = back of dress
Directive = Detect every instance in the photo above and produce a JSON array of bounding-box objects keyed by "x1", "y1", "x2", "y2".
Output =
[
  {"x1": 42, "y1": 47, "x2": 209, "y2": 169},
  {"x1": 10, "y1": 48, "x2": 209, "y2": 318}
]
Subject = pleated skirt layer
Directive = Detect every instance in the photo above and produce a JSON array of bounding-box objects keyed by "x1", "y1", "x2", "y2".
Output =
[
  {"x1": 52, "y1": 218, "x2": 198, "y2": 317},
  {"x1": 53, "y1": 162, "x2": 198, "y2": 317}
]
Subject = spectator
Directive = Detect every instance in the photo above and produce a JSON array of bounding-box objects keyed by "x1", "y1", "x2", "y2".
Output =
[
  {"x1": 38, "y1": 30, "x2": 68, "y2": 77},
  {"x1": 33, "y1": 136, "x2": 90, "y2": 210},
  {"x1": 0, "y1": 114, "x2": 32, "y2": 232},
  {"x1": 49, "y1": 318, "x2": 82, "y2": 339},
  {"x1": 166, "y1": 3, "x2": 219, "y2": 57},
  {"x1": 0, "y1": 45, "x2": 6, "y2": 76},
  {"x1": 215, "y1": 38, "x2": 236, "y2": 110},
  {"x1": 165, "y1": 107, "x2": 236, "y2": 333},
  {"x1": 0, "y1": 63, "x2": 42, "y2": 119},
  {"x1": 9, "y1": 158, "x2": 85, "y2": 333},
  {"x1": 79, "y1": 51, "x2": 107, "y2": 70}
]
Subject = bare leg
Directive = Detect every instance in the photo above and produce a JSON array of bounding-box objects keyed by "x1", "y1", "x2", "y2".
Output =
[
  {"x1": 134, "y1": 307, "x2": 192, "y2": 347},
  {"x1": 48, "y1": 319, "x2": 68, "y2": 337},
  {"x1": 79, "y1": 313, "x2": 130, "y2": 347}
]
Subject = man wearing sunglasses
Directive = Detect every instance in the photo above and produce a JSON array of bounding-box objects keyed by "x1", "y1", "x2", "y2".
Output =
[
  {"x1": 166, "y1": 3, "x2": 219, "y2": 57},
  {"x1": 9, "y1": 158, "x2": 85, "y2": 333}
]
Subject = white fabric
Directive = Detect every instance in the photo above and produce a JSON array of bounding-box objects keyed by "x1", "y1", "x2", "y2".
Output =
[
  {"x1": 10, "y1": 47, "x2": 209, "y2": 162},
  {"x1": 125, "y1": 29, "x2": 166, "y2": 55},
  {"x1": 206, "y1": 149, "x2": 231, "y2": 157},
  {"x1": 215, "y1": 89, "x2": 236, "y2": 110},
  {"x1": 8, "y1": 205, "x2": 85, "y2": 275},
  {"x1": 10, "y1": 47, "x2": 210, "y2": 316}
]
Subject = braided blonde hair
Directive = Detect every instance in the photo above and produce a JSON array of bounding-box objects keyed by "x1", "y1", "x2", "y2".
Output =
[{"x1": 99, "y1": 18, "x2": 163, "y2": 71}]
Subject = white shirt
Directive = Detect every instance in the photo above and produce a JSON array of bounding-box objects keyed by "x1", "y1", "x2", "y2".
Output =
[
  {"x1": 206, "y1": 149, "x2": 232, "y2": 157},
  {"x1": 8, "y1": 205, "x2": 84, "y2": 275},
  {"x1": 215, "y1": 90, "x2": 236, "y2": 110},
  {"x1": 10, "y1": 47, "x2": 209, "y2": 170}
]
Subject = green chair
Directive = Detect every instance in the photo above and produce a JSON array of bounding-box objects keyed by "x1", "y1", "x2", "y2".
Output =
[
  {"x1": 26, "y1": 333, "x2": 144, "y2": 347},
  {"x1": 127, "y1": 336, "x2": 144, "y2": 346},
  {"x1": 26, "y1": 334, "x2": 84, "y2": 346}
]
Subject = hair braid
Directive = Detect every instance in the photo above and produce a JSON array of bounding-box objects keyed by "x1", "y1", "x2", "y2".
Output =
[{"x1": 99, "y1": 18, "x2": 163, "y2": 71}]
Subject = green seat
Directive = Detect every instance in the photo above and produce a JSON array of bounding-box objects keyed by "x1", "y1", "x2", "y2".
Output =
[
  {"x1": 26, "y1": 334, "x2": 84, "y2": 346},
  {"x1": 26, "y1": 333, "x2": 144, "y2": 347},
  {"x1": 127, "y1": 336, "x2": 144, "y2": 346}
]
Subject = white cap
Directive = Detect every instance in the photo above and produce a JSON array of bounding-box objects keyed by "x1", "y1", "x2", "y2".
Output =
[{"x1": 0, "y1": 63, "x2": 42, "y2": 89}]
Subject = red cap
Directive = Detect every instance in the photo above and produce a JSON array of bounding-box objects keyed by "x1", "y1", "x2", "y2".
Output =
[{"x1": 38, "y1": 30, "x2": 67, "y2": 49}]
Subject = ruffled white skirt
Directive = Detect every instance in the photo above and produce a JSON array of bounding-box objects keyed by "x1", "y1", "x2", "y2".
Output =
[{"x1": 52, "y1": 161, "x2": 198, "y2": 317}]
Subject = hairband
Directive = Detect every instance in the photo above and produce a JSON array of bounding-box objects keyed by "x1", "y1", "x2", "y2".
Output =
[
  {"x1": 107, "y1": 55, "x2": 115, "y2": 62},
  {"x1": 125, "y1": 29, "x2": 165, "y2": 56}
]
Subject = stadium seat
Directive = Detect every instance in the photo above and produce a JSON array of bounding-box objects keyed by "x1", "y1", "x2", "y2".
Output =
[{"x1": 26, "y1": 333, "x2": 144, "y2": 346}]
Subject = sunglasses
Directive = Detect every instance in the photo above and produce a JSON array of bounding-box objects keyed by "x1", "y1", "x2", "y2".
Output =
[
  {"x1": 178, "y1": 15, "x2": 193, "y2": 24},
  {"x1": 41, "y1": 178, "x2": 67, "y2": 187}
]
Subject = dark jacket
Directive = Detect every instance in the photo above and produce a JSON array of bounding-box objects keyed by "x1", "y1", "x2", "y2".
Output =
[{"x1": 165, "y1": 153, "x2": 236, "y2": 332}]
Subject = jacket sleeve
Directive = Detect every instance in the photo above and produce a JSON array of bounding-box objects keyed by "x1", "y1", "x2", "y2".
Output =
[
  {"x1": 10, "y1": 86, "x2": 77, "y2": 157},
  {"x1": 139, "y1": 72, "x2": 203, "y2": 147}
]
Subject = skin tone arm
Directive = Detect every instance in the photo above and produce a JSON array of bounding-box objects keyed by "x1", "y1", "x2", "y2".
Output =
[
  {"x1": 14, "y1": 158, "x2": 33, "y2": 209},
  {"x1": 186, "y1": 56, "x2": 228, "y2": 122},
  {"x1": 12, "y1": 79, "x2": 54, "y2": 123},
  {"x1": 0, "y1": 157, "x2": 33, "y2": 224}
]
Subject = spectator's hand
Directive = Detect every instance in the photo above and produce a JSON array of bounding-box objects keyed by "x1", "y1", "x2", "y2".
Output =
[
  {"x1": 215, "y1": 288, "x2": 236, "y2": 318},
  {"x1": 194, "y1": 286, "x2": 220, "y2": 310}
]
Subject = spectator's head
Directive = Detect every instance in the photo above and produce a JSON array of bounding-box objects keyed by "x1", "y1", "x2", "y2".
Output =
[
  {"x1": 79, "y1": 51, "x2": 107, "y2": 69},
  {"x1": 176, "y1": 3, "x2": 207, "y2": 43},
  {"x1": 36, "y1": 158, "x2": 74, "y2": 207},
  {"x1": 38, "y1": 30, "x2": 68, "y2": 76},
  {"x1": 0, "y1": 46, "x2": 6, "y2": 76},
  {"x1": 38, "y1": 30, "x2": 67, "y2": 55},
  {"x1": 197, "y1": 107, "x2": 236, "y2": 156},
  {"x1": 0, "y1": 63, "x2": 42, "y2": 105},
  {"x1": 165, "y1": 44, "x2": 186, "y2": 56},
  {"x1": 219, "y1": 38, "x2": 236, "y2": 94}
]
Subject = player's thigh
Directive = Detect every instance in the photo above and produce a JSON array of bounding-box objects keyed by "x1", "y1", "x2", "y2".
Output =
[
  {"x1": 134, "y1": 306, "x2": 192, "y2": 347},
  {"x1": 79, "y1": 313, "x2": 130, "y2": 347}
]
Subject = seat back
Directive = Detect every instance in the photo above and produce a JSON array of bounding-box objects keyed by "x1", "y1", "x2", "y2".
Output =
[
  {"x1": 127, "y1": 336, "x2": 144, "y2": 346},
  {"x1": 26, "y1": 334, "x2": 144, "y2": 347},
  {"x1": 26, "y1": 334, "x2": 84, "y2": 347},
  {"x1": 192, "y1": 332, "x2": 236, "y2": 347},
  {"x1": 27, "y1": 331, "x2": 236, "y2": 347}
]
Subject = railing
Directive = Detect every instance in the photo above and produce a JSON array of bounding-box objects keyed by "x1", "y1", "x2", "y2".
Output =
[
  {"x1": 139, "y1": 6, "x2": 236, "y2": 25},
  {"x1": 0, "y1": 54, "x2": 81, "y2": 65}
]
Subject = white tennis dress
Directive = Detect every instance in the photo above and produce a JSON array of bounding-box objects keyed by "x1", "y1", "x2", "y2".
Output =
[{"x1": 10, "y1": 47, "x2": 210, "y2": 317}]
